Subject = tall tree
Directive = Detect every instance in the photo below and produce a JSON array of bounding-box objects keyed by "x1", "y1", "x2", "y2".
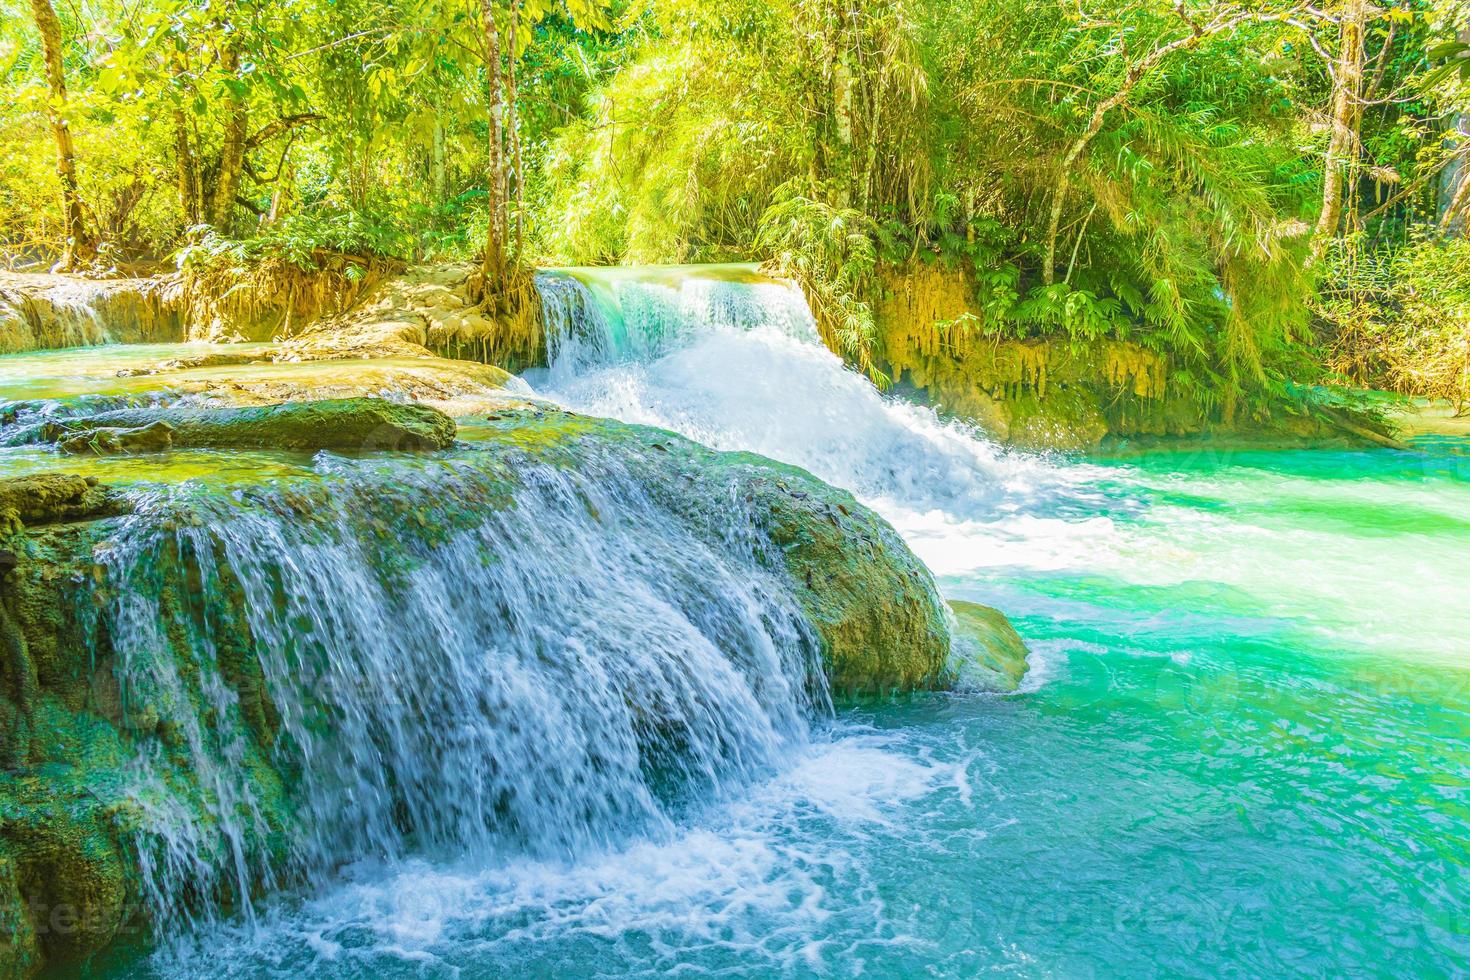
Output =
[
  {"x1": 480, "y1": 0, "x2": 509, "y2": 300},
  {"x1": 170, "y1": 46, "x2": 203, "y2": 228},
  {"x1": 1311, "y1": 0, "x2": 1371, "y2": 261},
  {"x1": 480, "y1": 0, "x2": 610, "y2": 308},
  {"x1": 210, "y1": 2, "x2": 249, "y2": 234},
  {"x1": 27, "y1": 0, "x2": 91, "y2": 267}
]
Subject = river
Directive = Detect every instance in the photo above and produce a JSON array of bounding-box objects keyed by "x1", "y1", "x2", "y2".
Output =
[{"x1": 4, "y1": 265, "x2": 1466, "y2": 976}]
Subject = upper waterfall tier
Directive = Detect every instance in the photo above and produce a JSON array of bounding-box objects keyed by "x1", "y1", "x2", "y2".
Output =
[
  {"x1": 535, "y1": 265, "x2": 819, "y2": 376},
  {"x1": 529, "y1": 265, "x2": 1082, "y2": 533}
]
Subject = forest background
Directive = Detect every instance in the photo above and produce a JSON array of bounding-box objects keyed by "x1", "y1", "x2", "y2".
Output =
[{"x1": 2, "y1": 0, "x2": 1468, "y2": 413}]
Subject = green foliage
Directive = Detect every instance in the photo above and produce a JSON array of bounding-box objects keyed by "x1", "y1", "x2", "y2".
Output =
[
  {"x1": 755, "y1": 191, "x2": 879, "y2": 365},
  {"x1": 1318, "y1": 233, "x2": 1470, "y2": 410},
  {"x1": 176, "y1": 211, "x2": 415, "y2": 273},
  {"x1": 0, "y1": 0, "x2": 1464, "y2": 416},
  {"x1": 0, "y1": 0, "x2": 623, "y2": 270},
  {"x1": 529, "y1": 0, "x2": 1379, "y2": 408},
  {"x1": 1014, "y1": 285, "x2": 1128, "y2": 344}
]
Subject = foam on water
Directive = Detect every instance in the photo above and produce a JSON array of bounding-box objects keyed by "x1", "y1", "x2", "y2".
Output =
[
  {"x1": 135, "y1": 732, "x2": 954, "y2": 978},
  {"x1": 532, "y1": 269, "x2": 1085, "y2": 529}
]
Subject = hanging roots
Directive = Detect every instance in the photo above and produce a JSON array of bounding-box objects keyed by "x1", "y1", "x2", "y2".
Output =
[
  {"x1": 871, "y1": 258, "x2": 1168, "y2": 401},
  {"x1": 426, "y1": 263, "x2": 545, "y2": 371},
  {"x1": 175, "y1": 251, "x2": 398, "y2": 343}
]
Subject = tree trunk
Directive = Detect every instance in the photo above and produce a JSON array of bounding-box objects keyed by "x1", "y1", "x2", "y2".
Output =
[
  {"x1": 431, "y1": 116, "x2": 447, "y2": 204},
  {"x1": 266, "y1": 159, "x2": 294, "y2": 225},
  {"x1": 171, "y1": 51, "x2": 202, "y2": 228},
  {"x1": 211, "y1": 34, "x2": 249, "y2": 234},
  {"x1": 1310, "y1": 0, "x2": 1367, "y2": 262},
  {"x1": 480, "y1": 0, "x2": 507, "y2": 298},
  {"x1": 831, "y1": 6, "x2": 855, "y2": 208},
  {"x1": 174, "y1": 111, "x2": 202, "y2": 227},
  {"x1": 1438, "y1": 26, "x2": 1470, "y2": 235},
  {"x1": 1442, "y1": 165, "x2": 1470, "y2": 235},
  {"x1": 507, "y1": 0, "x2": 526, "y2": 260},
  {"x1": 27, "y1": 0, "x2": 90, "y2": 268}
]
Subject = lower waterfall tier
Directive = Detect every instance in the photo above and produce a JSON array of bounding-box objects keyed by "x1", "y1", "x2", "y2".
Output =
[{"x1": 0, "y1": 404, "x2": 989, "y2": 975}]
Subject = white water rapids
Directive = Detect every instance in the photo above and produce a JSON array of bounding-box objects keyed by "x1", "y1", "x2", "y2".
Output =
[{"x1": 529, "y1": 265, "x2": 1095, "y2": 577}]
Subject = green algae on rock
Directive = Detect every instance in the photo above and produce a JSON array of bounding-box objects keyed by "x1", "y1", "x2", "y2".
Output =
[
  {"x1": 0, "y1": 483, "x2": 141, "y2": 975},
  {"x1": 56, "y1": 421, "x2": 174, "y2": 456},
  {"x1": 739, "y1": 462, "x2": 952, "y2": 697},
  {"x1": 947, "y1": 600, "x2": 1030, "y2": 693},
  {"x1": 27, "y1": 398, "x2": 458, "y2": 454},
  {"x1": 0, "y1": 474, "x2": 124, "y2": 529}
]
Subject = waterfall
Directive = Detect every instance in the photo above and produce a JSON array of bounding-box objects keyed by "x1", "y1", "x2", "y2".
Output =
[
  {"x1": 0, "y1": 279, "x2": 111, "y2": 352},
  {"x1": 97, "y1": 447, "x2": 826, "y2": 936},
  {"x1": 534, "y1": 265, "x2": 819, "y2": 381},
  {"x1": 0, "y1": 275, "x2": 183, "y2": 354},
  {"x1": 531, "y1": 266, "x2": 1076, "y2": 531}
]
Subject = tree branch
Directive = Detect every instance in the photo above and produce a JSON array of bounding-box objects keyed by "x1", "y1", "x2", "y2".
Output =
[{"x1": 245, "y1": 113, "x2": 323, "y2": 151}]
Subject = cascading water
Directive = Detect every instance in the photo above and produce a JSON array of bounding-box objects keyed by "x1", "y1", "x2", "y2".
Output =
[
  {"x1": 529, "y1": 266, "x2": 1086, "y2": 554},
  {"x1": 91, "y1": 442, "x2": 829, "y2": 953},
  {"x1": 0, "y1": 276, "x2": 181, "y2": 354},
  {"x1": 534, "y1": 266, "x2": 820, "y2": 381},
  {"x1": 0, "y1": 279, "x2": 109, "y2": 351}
]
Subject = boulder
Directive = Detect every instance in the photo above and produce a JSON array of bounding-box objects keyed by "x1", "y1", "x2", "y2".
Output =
[
  {"x1": 0, "y1": 475, "x2": 121, "y2": 529},
  {"x1": 755, "y1": 469, "x2": 952, "y2": 696},
  {"x1": 947, "y1": 600, "x2": 1030, "y2": 692},
  {"x1": 56, "y1": 421, "x2": 173, "y2": 456}
]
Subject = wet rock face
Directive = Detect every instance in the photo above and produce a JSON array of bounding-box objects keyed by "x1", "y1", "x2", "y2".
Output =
[
  {"x1": 0, "y1": 274, "x2": 183, "y2": 355},
  {"x1": 0, "y1": 474, "x2": 122, "y2": 529},
  {"x1": 56, "y1": 421, "x2": 174, "y2": 456},
  {"x1": 0, "y1": 474, "x2": 136, "y2": 976},
  {"x1": 747, "y1": 466, "x2": 952, "y2": 697},
  {"x1": 947, "y1": 600, "x2": 1030, "y2": 693}
]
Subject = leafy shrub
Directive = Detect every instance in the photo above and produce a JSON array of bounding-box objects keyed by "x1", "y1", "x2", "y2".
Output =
[{"x1": 1318, "y1": 234, "x2": 1470, "y2": 412}]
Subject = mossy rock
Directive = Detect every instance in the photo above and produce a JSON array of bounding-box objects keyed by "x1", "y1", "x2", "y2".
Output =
[
  {"x1": 0, "y1": 781, "x2": 131, "y2": 968},
  {"x1": 57, "y1": 421, "x2": 174, "y2": 456},
  {"x1": 0, "y1": 843, "x2": 39, "y2": 976},
  {"x1": 756, "y1": 473, "x2": 952, "y2": 697},
  {"x1": 1003, "y1": 389, "x2": 1109, "y2": 451},
  {"x1": 0, "y1": 475, "x2": 122, "y2": 530},
  {"x1": 0, "y1": 513, "x2": 292, "y2": 976},
  {"x1": 31, "y1": 397, "x2": 457, "y2": 454},
  {"x1": 947, "y1": 600, "x2": 1029, "y2": 692},
  {"x1": 0, "y1": 405, "x2": 969, "y2": 972},
  {"x1": 473, "y1": 410, "x2": 956, "y2": 698}
]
